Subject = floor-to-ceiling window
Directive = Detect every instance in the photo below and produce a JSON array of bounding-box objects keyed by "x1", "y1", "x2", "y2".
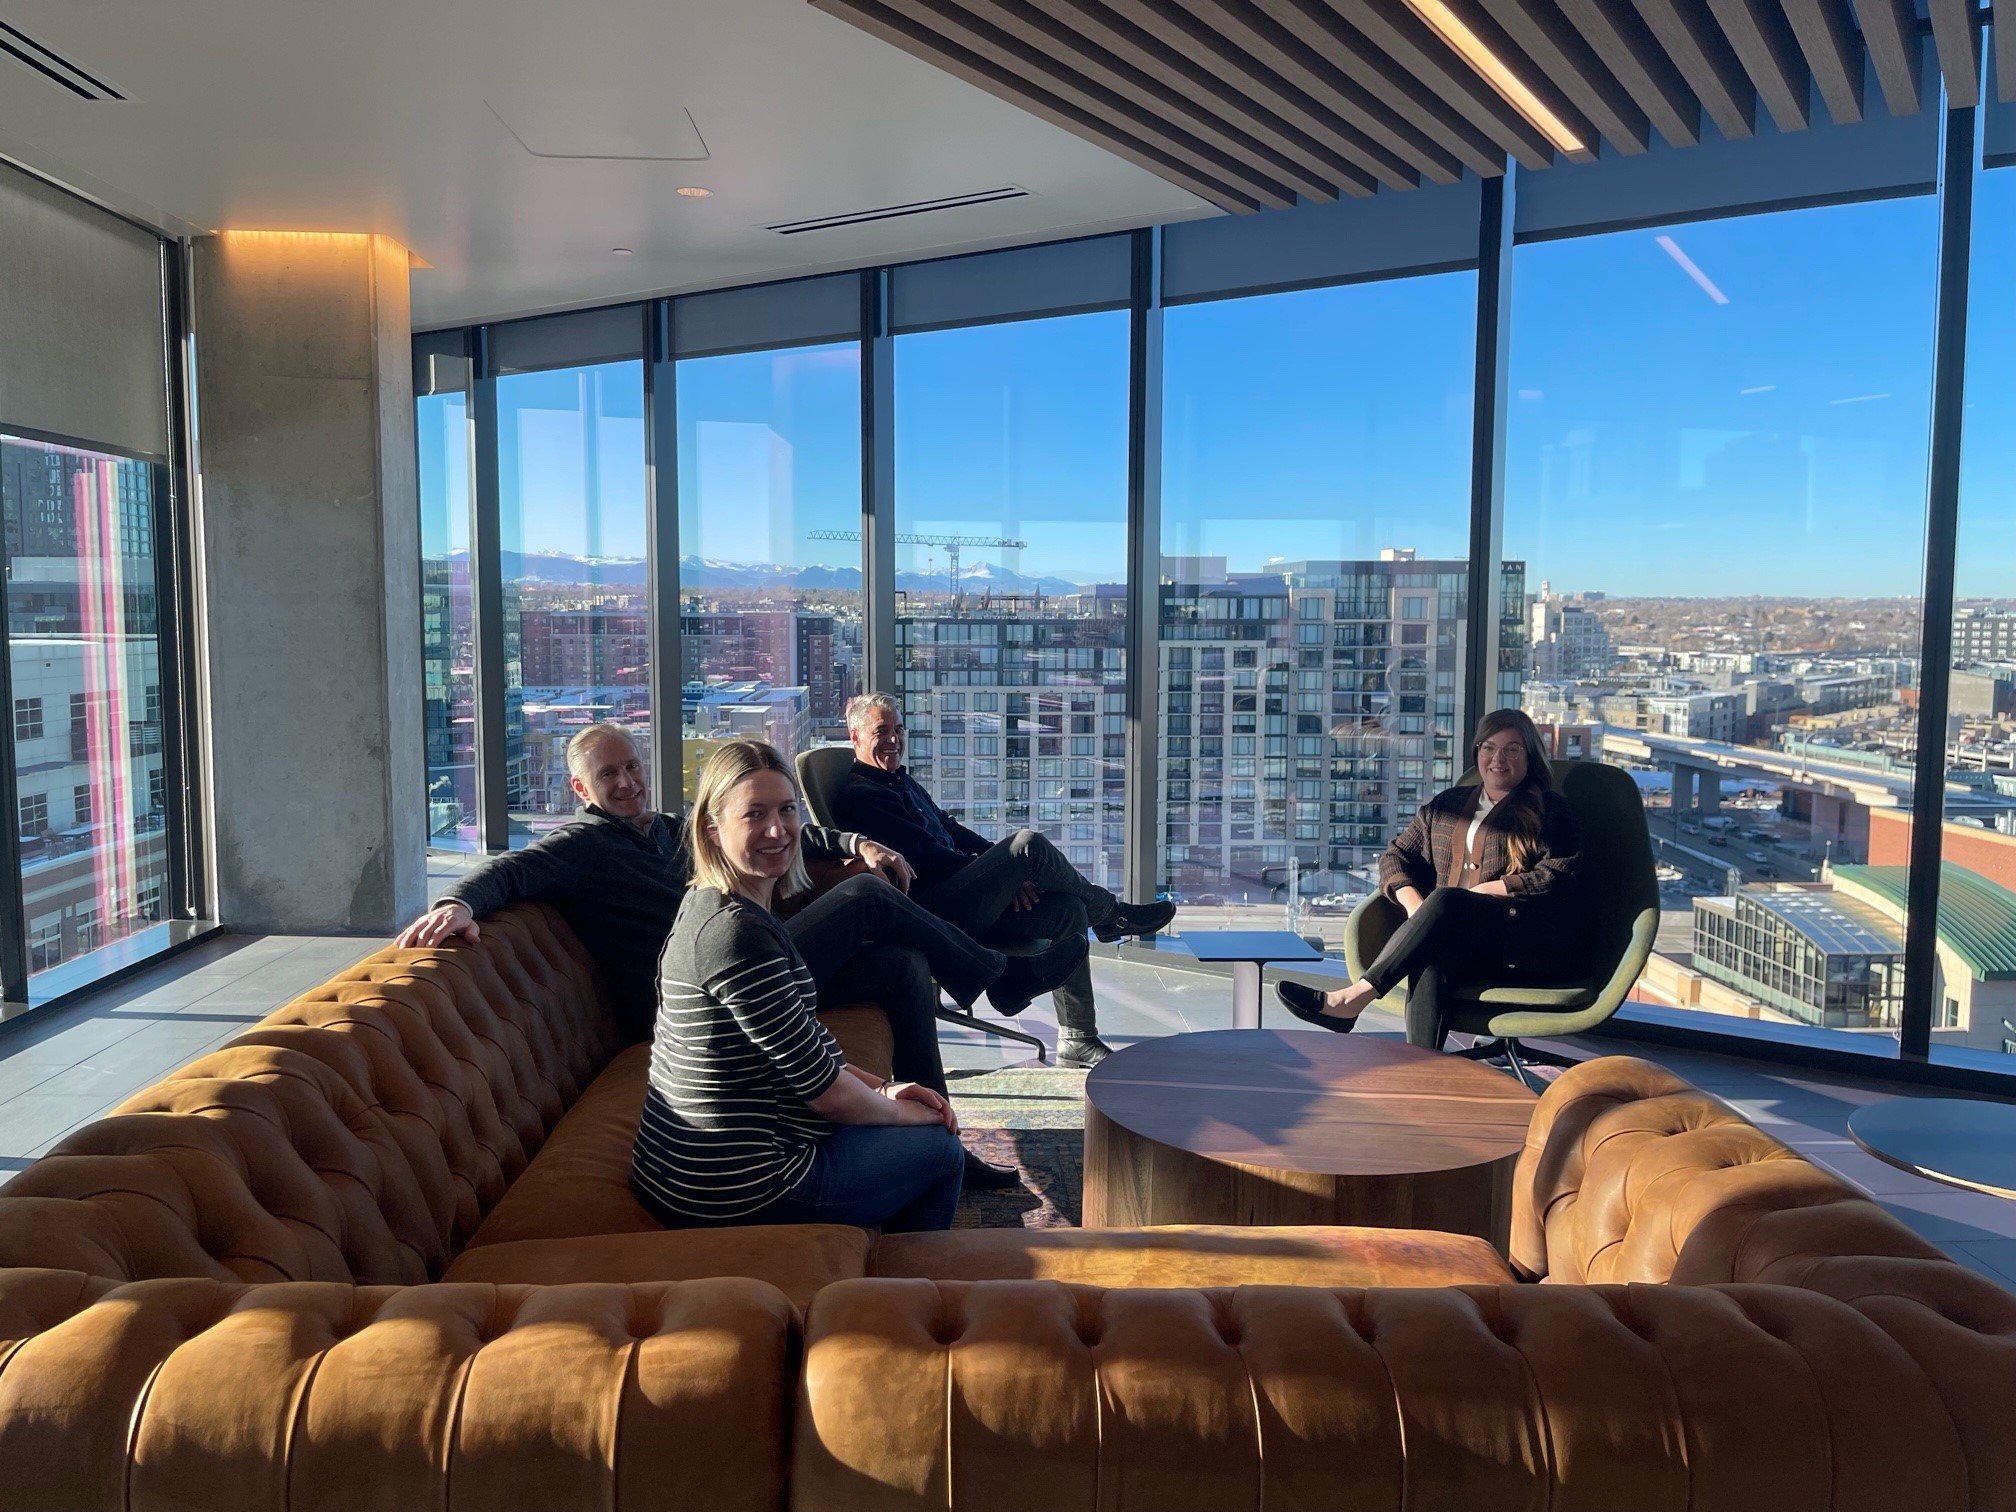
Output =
[
  {"x1": 1506, "y1": 199, "x2": 1940, "y2": 1048},
  {"x1": 495, "y1": 345, "x2": 648, "y2": 845},
  {"x1": 676, "y1": 340, "x2": 862, "y2": 801},
  {"x1": 892, "y1": 247, "x2": 1132, "y2": 889},
  {"x1": 1, "y1": 439, "x2": 173, "y2": 985},
  {"x1": 0, "y1": 160, "x2": 196, "y2": 1002},
  {"x1": 1160, "y1": 272, "x2": 1480, "y2": 942},
  {"x1": 1934, "y1": 134, "x2": 2016, "y2": 1065},
  {"x1": 416, "y1": 339, "x2": 475, "y2": 850}
]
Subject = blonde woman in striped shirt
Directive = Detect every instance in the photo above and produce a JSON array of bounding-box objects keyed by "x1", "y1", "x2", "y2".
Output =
[{"x1": 630, "y1": 740, "x2": 965, "y2": 1230}]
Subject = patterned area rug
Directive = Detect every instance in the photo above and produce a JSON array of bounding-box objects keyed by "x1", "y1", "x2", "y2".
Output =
[{"x1": 948, "y1": 1064, "x2": 1088, "y2": 1229}]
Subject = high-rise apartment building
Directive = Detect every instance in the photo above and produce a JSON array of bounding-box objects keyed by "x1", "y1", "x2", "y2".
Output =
[
  {"x1": 898, "y1": 590, "x2": 1129, "y2": 884},
  {"x1": 1954, "y1": 608, "x2": 2016, "y2": 664},
  {"x1": 518, "y1": 604, "x2": 650, "y2": 687},
  {"x1": 1528, "y1": 582, "x2": 1612, "y2": 679},
  {"x1": 895, "y1": 552, "x2": 1526, "y2": 896}
]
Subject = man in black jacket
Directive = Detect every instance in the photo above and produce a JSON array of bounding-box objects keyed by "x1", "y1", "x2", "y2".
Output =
[
  {"x1": 829, "y1": 694, "x2": 1174, "y2": 1069},
  {"x1": 398, "y1": 724, "x2": 1071, "y2": 1186}
]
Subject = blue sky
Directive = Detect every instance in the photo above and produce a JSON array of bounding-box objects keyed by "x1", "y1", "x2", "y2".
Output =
[{"x1": 424, "y1": 170, "x2": 2016, "y2": 602}]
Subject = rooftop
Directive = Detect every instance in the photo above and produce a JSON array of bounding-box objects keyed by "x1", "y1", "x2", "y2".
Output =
[
  {"x1": 1723, "y1": 884, "x2": 1905, "y2": 959},
  {"x1": 1835, "y1": 865, "x2": 2016, "y2": 981}
]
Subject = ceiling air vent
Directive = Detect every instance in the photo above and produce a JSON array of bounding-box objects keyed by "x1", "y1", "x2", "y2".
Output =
[
  {"x1": 0, "y1": 18, "x2": 125, "y2": 99},
  {"x1": 765, "y1": 186, "x2": 1028, "y2": 235}
]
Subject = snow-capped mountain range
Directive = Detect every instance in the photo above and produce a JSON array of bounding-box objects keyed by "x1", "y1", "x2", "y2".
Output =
[{"x1": 457, "y1": 550, "x2": 1091, "y2": 597}]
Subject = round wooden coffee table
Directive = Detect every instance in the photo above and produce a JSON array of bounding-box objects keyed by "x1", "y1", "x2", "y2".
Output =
[{"x1": 1083, "y1": 1029, "x2": 1538, "y2": 1250}]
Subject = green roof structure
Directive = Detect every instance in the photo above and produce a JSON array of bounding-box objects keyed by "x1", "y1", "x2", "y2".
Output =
[{"x1": 1832, "y1": 864, "x2": 2016, "y2": 981}]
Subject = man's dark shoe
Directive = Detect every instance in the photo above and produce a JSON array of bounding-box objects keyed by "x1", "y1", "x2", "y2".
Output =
[
  {"x1": 962, "y1": 1148, "x2": 1021, "y2": 1190},
  {"x1": 985, "y1": 931, "x2": 1090, "y2": 1017},
  {"x1": 1056, "y1": 1033, "x2": 1114, "y2": 1069},
  {"x1": 1094, "y1": 898, "x2": 1178, "y2": 943}
]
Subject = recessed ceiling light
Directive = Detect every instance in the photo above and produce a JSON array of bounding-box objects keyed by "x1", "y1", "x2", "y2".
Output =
[
  {"x1": 675, "y1": 186, "x2": 712, "y2": 198},
  {"x1": 612, "y1": 247, "x2": 634, "y2": 256},
  {"x1": 1405, "y1": 0, "x2": 1584, "y2": 155}
]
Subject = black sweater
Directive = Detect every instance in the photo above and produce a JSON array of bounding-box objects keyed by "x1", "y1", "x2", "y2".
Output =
[
  {"x1": 443, "y1": 807, "x2": 858, "y2": 1039},
  {"x1": 829, "y1": 760, "x2": 992, "y2": 886}
]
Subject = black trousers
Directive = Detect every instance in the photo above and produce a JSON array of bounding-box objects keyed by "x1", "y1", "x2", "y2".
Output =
[
  {"x1": 1361, "y1": 887, "x2": 1513, "y2": 1050},
  {"x1": 916, "y1": 829, "x2": 1113, "y2": 1036},
  {"x1": 786, "y1": 872, "x2": 1006, "y2": 1096}
]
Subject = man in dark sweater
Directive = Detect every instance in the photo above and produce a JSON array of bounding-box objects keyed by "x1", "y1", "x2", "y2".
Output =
[
  {"x1": 829, "y1": 694, "x2": 1175, "y2": 1069},
  {"x1": 398, "y1": 724, "x2": 1069, "y2": 1185}
]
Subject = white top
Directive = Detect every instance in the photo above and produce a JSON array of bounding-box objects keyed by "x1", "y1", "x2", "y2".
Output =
[{"x1": 1462, "y1": 796, "x2": 1498, "y2": 875}]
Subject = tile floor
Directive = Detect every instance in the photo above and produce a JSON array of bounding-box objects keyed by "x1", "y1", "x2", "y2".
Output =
[{"x1": 2, "y1": 867, "x2": 2011, "y2": 1294}]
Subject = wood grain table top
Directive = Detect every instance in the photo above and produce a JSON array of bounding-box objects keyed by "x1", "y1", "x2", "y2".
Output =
[{"x1": 1084, "y1": 1030, "x2": 1538, "y2": 1178}]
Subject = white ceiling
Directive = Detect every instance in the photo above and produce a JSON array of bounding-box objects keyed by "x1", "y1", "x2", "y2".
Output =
[{"x1": 0, "y1": 0, "x2": 1215, "y2": 328}]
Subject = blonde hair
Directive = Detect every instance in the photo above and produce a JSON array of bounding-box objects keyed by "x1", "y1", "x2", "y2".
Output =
[
  {"x1": 687, "y1": 740, "x2": 811, "y2": 900},
  {"x1": 566, "y1": 722, "x2": 637, "y2": 784}
]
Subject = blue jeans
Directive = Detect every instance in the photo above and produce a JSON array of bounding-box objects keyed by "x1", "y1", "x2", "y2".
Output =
[{"x1": 751, "y1": 1123, "x2": 966, "y2": 1232}]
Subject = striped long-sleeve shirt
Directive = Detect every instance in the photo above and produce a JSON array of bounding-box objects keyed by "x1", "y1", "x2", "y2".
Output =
[{"x1": 630, "y1": 887, "x2": 845, "y2": 1224}]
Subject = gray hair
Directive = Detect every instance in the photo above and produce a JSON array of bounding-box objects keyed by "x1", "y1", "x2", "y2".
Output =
[
  {"x1": 844, "y1": 692, "x2": 903, "y2": 731},
  {"x1": 565, "y1": 722, "x2": 637, "y2": 783}
]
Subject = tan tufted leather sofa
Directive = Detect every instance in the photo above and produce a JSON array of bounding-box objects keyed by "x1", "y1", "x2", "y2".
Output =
[{"x1": 0, "y1": 903, "x2": 2010, "y2": 1510}]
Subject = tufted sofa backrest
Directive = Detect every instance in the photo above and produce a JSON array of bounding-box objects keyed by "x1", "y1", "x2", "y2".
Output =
[
  {"x1": 1511, "y1": 1055, "x2": 1948, "y2": 1284},
  {"x1": 0, "y1": 905, "x2": 626, "y2": 1287}
]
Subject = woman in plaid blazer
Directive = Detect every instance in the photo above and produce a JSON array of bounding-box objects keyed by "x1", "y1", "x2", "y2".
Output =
[{"x1": 1278, "y1": 709, "x2": 1583, "y2": 1049}]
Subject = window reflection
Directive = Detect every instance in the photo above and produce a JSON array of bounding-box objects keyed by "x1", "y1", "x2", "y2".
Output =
[
  {"x1": 0, "y1": 435, "x2": 171, "y2": 979},
  {"x1": 418, "y1": 390, "x2": 476, "y2": 849},
  {"x1": 894, "y1": 312, "x2": 1130, "y2": 888},
  {"x1": 1934, "y1": 162, "x2": 2016, "y2": 1063},
  {"x1": 1160, "y1": 274, "x2": 1484, "y2": 941},
  {"x1": 676, "y1": 342, "x2": 862, "y2": 802},
  {"x1": 495, "y1": 361, "x2": 649, "y2": 844},
  {"x1": 1506, "y1": 198, "x2": 1939, "y2": 1048}
]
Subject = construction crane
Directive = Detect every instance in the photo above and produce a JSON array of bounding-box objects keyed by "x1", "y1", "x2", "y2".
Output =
[{"x1": 808, "y1": 529, "x2": 1027, "y2": 609}]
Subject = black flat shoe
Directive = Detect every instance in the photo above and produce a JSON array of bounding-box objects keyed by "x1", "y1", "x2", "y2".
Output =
[
  {"x1": 962, "y1": 1149, "x2": 1021, "y2": 1190},
  {"x1": 1276, "y1": 980, "x2": 1359, "y2": 1034}
]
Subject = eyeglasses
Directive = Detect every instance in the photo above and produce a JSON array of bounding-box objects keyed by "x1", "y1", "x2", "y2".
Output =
[{"x1": 1477, "y1": 742, "x2": 1525, "y2": 759}]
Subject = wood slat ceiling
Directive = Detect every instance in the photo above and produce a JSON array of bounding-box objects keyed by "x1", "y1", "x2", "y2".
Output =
[{"x1": 809, "y1": 0, "x2": 2013, "y2": 213}]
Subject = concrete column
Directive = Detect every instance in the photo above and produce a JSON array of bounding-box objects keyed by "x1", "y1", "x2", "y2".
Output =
[
  {"x1": 1670, "y1": 766, "x2": 1696, "y2": 812},
  {"x1": 193, "y1": 231, "x2": 424, "y2": 933},
  {"x1": 1698, "y1": 770, "x2": 1722, "y2": 814}
]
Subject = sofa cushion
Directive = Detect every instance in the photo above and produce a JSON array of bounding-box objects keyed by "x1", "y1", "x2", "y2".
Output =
[
  {"x1": 442, "y1": 1226, "x2": 873, "y2": 1310},
  {"x1": 870, "y1": 1224, "x2": 1516, "y2": 1289},
  {"x1": 460, "y1": 998, "x2": 899, "y2": 1254},
  {"x1": 460, "y1": 1043, "x2": 662, "y2": 1251}
]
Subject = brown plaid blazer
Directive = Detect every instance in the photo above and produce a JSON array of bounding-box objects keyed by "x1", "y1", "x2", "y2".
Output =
[{"x1": 1378, "y1": 783, "x2": 1583, "y2": 904}]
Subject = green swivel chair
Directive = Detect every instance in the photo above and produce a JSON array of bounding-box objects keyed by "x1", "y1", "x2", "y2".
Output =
[
  {"x1": 795, "y1": 745, "x2": 1049, "y2": 1062},
  {"x1": 1342, "y1": 759, "x2": 1660, "y2": 1089}
]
